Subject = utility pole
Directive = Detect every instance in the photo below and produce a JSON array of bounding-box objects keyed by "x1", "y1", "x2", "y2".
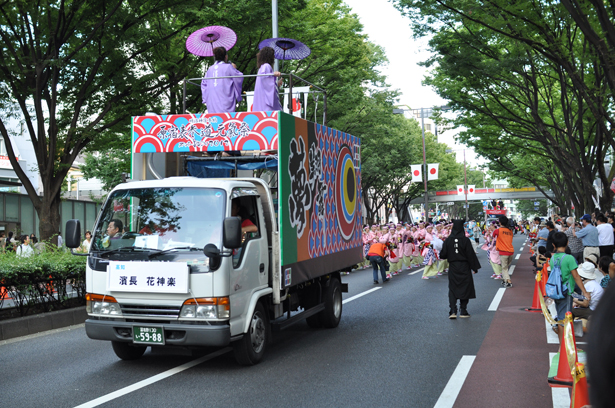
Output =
[
  {"x1": 272, "y1": 0, "x2": 279, "y2": 72},
  {"x1": 421, "y1": 107, "x2": 428, "y2": 222},
  {"x1": 464, "y1": 149, "x2": 468, "y2": 221}
]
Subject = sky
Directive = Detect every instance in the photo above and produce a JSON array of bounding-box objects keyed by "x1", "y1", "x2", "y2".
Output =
[{"x1": 344, "y1": 0, "x2": 485, "y2": 169}]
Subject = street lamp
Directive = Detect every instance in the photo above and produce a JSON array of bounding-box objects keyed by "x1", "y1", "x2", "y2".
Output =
[{"x1": 394, "y1": 105, "x2": 449, "y2": 222}]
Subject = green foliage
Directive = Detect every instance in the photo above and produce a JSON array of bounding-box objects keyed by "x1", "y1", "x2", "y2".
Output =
[
  {"x1": 516, "y1": 199, "x2": 548, "y2": 220},
  {"x1": 82, "y1": 149, "x2": 131, "y2": 192},
  {"x1": 0, "y1": 248, "x2": 86, "y2": 318}
]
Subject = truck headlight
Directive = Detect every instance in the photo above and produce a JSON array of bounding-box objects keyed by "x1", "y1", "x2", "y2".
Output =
[
  {"x1": 181, "y1": 297, "x2": 230, "y2": 319},
  {"x1": 196, "y1": 305, "x2": 216, "y2": 319},
  {"x1": 86, "y1": 293, "x2": 122, "y2": 316}
]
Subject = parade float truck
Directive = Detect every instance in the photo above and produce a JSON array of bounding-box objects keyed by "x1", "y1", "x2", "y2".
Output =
[{"x1": 65, "y1": 110, "x2": 363, "y2": 365}]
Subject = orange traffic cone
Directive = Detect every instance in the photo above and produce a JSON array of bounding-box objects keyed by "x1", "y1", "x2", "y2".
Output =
[
  {"x1": 570, "y1": 362, "x2": 590, "y2": 408},
  {"x1": 525, "y1": 275, "x2": 542, "y2": 312},
  {"x1": 540, "y1": 263, "x2": 548, "y2": 296},
  {"x1": 548, "y1": 313, "x2": 577, "y2": 388}
]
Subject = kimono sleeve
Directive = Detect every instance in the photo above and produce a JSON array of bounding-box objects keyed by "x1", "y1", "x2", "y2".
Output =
[
  {"x1": 464, "y1": 238, "x2": 482, "y2": 271},
  {"x1": 232, "y1": 67, "x2": 244, "y2": 102},
  {"x1": 440, "y1": 239, "x2": 449, "y2": 259}
]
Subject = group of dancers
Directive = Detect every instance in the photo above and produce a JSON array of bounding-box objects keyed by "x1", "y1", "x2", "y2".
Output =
[
  {"x1": 361, "y1": 222, "x2": 454, "y2": 280},
  {"x1": 201, "y1": 46, "x2": 283, "y2": 113}
]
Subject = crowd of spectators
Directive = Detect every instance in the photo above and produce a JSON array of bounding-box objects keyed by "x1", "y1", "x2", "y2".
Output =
[{"x1": 527, "y1": 211, "x2": 614, "y2": 326}]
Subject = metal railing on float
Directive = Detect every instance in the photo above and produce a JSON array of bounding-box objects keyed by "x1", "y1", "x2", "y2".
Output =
[{"x1": 182, "y1": 73, "x2": 327, "y2": 125}]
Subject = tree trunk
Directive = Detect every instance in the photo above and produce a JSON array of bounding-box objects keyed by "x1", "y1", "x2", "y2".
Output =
[{"x1": 34, "y1": 192, "x2": 62, "y2": 246}]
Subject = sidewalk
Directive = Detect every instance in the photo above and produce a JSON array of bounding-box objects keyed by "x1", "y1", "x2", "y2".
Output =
[{"x1": 454, "y1": 237, "x2": 562, "y2": 407}]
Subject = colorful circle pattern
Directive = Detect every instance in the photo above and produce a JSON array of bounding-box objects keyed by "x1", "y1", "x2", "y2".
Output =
[{"x1": 335, "y1": 144, "x2": 357, "y2": 241}]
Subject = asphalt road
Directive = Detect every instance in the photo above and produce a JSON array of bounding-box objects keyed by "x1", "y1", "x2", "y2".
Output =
[{"x1": 0, "y1": 234, "x2": 528, "y2": 408}]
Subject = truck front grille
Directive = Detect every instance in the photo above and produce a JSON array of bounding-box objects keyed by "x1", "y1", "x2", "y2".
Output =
[{"x1": 120, "y1": 304, "x2": 181, "y2": 319}]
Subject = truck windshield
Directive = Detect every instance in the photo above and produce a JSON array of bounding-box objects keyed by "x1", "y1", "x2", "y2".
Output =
[{"x1": 91, "y1": 187, "x2": 225, "y2": 253}]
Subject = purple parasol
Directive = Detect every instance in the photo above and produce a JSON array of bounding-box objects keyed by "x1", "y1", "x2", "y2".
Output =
[
  {"x1": 258, "y1": 37, "x2": 311, "y2": 60},
  {"x1": 186, "y1": 26, "x2": 237, "y2": 57}
]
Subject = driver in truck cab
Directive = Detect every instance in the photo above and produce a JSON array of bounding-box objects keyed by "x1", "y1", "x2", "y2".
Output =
[
  {"x1": 102, "y1": 219, "x2": 123, "y2": 248},
  {"x1": 231, "y1": 199, "x2": 257, "y2": 236}
]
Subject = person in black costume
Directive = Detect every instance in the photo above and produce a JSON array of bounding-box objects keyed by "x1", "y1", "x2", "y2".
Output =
[{"x1": 440, "y1": 219, "x2": 482, "y2": 319}]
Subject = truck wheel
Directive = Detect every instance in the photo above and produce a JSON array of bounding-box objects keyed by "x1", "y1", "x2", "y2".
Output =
[
  {"x1": 111, "y1": 341, "x2": 147, "y2": 360},
  {"x1": 321, "y1": 278, "x2": 342, "y2": 328},
  {"x1": 233, "y1": 302, "x2": 269, "y2": 366}
]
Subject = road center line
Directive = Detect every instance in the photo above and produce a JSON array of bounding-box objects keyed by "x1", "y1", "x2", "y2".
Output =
[
  {"x1": 508, "y1": 265, "x2": 515, "y2": 275},
  {"x1": 433, "y1": 355, "x2": 476, "y2": 408},
  {"x1": 73, "y1": 347, "x2": 232, "y2": 408},
  {"x1": 488, "y1": 288, "x2": 506, "y2": 311},
  {"x1": 515, "y1": 254, "x2": 520, "y2": 260},
  {"x1": 342, "y1": 287, "x2": 381, "y2": 304},
  {"x1": 409, "y1": 268, "x2": 425, "y2": 275}
]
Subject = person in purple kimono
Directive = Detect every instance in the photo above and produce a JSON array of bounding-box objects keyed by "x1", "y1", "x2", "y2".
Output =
[
  {"x1": 253, "y1": 46, "x2": 283, "y2": 111},
  {"x1": 201, "y1": 47, "x2": 244, "y2": 113}
]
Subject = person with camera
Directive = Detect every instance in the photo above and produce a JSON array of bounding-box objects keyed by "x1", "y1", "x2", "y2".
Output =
[
  {"x1": 573, "y1": 214, "x2": 600, "y2": 261},
  {"x1": 564, "y1": 217, "x2": 584, "y2": 265},
  {"x1": 367, "y1": 241, "x2": 390, "y2": 284}
]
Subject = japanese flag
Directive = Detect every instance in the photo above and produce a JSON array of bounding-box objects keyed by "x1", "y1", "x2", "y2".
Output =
[
  {"x1": 457, "y1": 185, "x2": 465, "y2": 194},
  {"x1": 411, "y1": 165, "x2": 422, "y2": 182},
  {"x1": 467, "y1": 185, "x2": 476, "y2": 194},
  {"x1": 427, "y1": 163, "x2": 439, "y2": 180}
]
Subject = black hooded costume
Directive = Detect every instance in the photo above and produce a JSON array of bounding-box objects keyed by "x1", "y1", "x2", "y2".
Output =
[{"x1": 440, "y1": 219, "x2": 482, "y2": 314}]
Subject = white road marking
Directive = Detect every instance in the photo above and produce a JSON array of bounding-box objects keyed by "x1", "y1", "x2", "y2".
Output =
[
  {"x1": 515, "y1": 254, "x2": 520, "y2": 260},
  {"x1": 74, "y1": 347, "x2": 232, "y2": 408},
  {"x1": 342, "y1": 287, "x2": 382, "y2": 304},
  {"x1": 409, "y1": 267, "x2": 425, "y2": 275},
  {"x1": 549, "y1": 352, "x2": 571, "y2": 408},
  {"x1": 488, "y1": 288, "x2": 506, "y2": 311},
  {"x1": 433, "y1": 355, "x2": 476, "y2": 408},
  {"x1": 508, "y1": 265, "x2": 515, "y2": 275},
  {"x1": 520, "y1": 247, "x2": 525, "y2": 251}
]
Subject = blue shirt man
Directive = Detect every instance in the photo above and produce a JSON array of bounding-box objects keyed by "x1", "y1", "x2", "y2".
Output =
[
  {"x1": 574, "y1": 215, "x2": 600, "y2": 247},
  {"x1": 537, "y1": 225, "x2": 549, "y2": 248}
]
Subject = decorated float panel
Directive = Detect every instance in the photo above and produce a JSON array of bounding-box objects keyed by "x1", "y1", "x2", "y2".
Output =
[
  {"x1": 277, "y1": 113, "x2": 363, "y2": 287},
  {"x1": 132, "y1": 111, "x2": 279, "y2": 153},
  {"x1": 131, "y1": 111, "x2": 362, "y2": 287}
]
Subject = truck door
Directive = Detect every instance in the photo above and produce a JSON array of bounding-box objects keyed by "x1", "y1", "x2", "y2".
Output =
[{"x1": 229, "y1": 195, "x2": 268, "y2": 335}]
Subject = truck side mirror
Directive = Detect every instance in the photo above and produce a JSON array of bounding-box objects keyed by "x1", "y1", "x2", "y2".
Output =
[
  {"x1": 203, "y1": 244, "x2": 222, "y2": 270},
  {"x1": 65, "y1": 219, "x2": 81, "y2": 248},
  {"x1": 223, "y1": 217, "x2": 242, "y2": 249}
]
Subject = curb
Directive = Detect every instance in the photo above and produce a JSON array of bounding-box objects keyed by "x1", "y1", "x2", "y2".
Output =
[{"x1": 0, "y1": 307, "x2": 88, "y2": 341}]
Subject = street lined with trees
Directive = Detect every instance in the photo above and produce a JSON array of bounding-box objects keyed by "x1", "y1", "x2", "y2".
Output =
[{"x1": 395, "y1": 0, "x2": 615, "y2": 214}]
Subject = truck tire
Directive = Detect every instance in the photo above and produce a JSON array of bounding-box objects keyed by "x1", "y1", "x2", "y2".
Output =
[
  {"x1": 111, "y1": 341, "x2": 147, "y2": 360},
  {"x1": 320, "y1": 278, "x2": 342, "y2": 328},
  {"x1": 233, "y1": 302, "x2": 269, "y2": 366}
]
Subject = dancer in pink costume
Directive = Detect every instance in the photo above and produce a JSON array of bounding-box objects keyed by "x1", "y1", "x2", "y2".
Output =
[
  {"x1": 410, "y1": 225, "x2": 423, "y2": 267},
  {"x1": 402, "y1": 223, "x2": 414, "y2": 269},
  {"x1": 391, "y1": 224, "x2": 404, "y2": 273}
]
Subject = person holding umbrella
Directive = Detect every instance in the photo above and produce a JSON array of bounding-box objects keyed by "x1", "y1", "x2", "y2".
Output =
[
  {"x1": 440, "y1": 219, "x2": 482, "y2": 319},
  {"x1": 253, "y1": 47, "x2": 283, "y2": 111},
  {"x1": 201, "y1": 47, "x2": 243, "y2": 113}
]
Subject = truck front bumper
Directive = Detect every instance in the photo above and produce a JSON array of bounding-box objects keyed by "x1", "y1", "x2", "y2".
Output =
[{"x1": 85, "y1": 319, "x2": 231, "y2": 347}]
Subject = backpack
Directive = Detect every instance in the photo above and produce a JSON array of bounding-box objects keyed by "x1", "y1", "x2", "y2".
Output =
[{"x1": 545, "y1": 254, "x2": 568, "y2": 300}]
